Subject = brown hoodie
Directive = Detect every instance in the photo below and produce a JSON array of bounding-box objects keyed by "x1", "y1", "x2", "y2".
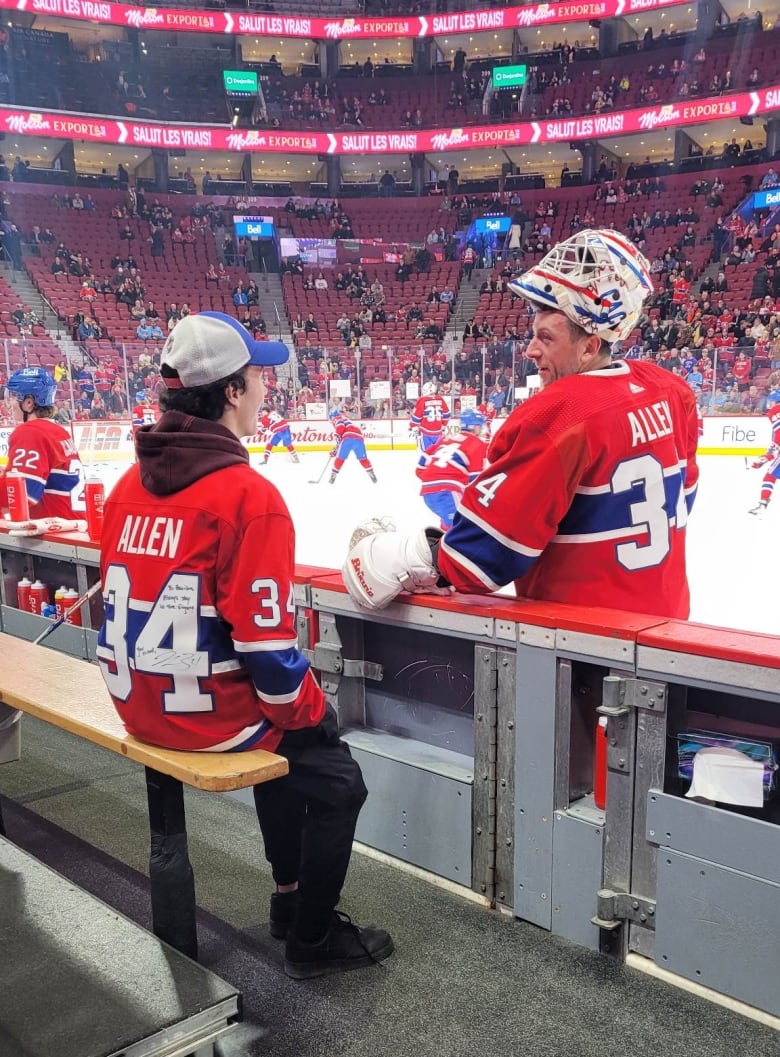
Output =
[{"x1": 135, "y1": 410, "x2": 248, "y2": 497}]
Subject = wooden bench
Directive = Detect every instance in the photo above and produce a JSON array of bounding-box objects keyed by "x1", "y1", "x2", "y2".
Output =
[{"x1": 0, "y1": 631, "x2": 288, "y2": 959}]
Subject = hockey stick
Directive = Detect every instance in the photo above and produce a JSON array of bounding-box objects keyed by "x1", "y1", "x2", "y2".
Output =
[
  {"x1": 33, "y1": 580, "x2": 102, "y2": 646},
  {"x1": 308, "y1": 455, "x2": 333, "y2": 485}
]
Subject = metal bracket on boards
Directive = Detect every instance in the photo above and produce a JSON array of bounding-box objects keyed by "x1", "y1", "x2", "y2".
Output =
[
  {"x1": 597, "y1": 676, "x2": 667, "y2": 778},
  {"x1": 301, "y1": 612, "x2": 383, "y2": 703},
  {"x1": 592, "y1": 888, "x2": 656, "y2": 931},
  {"x1": 599, "y1": 676, "x2": 667, "y2": 717}
]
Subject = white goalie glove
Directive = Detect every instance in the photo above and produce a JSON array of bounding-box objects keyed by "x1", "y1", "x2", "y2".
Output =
[
  {"x1": 7, "y1": 517, "x2": 88, "y2": 537},
  {"x1": 342, "y1": 516, "x2": 452, "y2": 610}
]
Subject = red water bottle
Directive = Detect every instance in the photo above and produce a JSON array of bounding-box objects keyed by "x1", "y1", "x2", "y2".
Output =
[
  {"x1": 594, "y1": 716, "x2": 608, "y2": 810},
  {"x1": 16, "y1": 576, "x2": 32, "y2": 611},
  {"x1": 28, "y1": 580, "x2": 50, "y2": 616},
  {"x1": 5, "y1": 469, "x2": 30, "y2": 522},
  {"x1": 85, "y1": 478, "x2": 105, "y2": 541},
  {"x1": 63, "y1": 587, "x2": 82, "y2": 627}
]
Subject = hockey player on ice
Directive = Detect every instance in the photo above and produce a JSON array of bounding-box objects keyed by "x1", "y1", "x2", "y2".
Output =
[
  {"x1": 748, "y1": 396, "x2": 780, "y2": 515},
  {"x1": 416, "y1": 408, "x2": 488, "y2": 530},
  {"x1": 260, "y1": 407, "x2": 299, "y2": 464},
  {"x1": 328, "y1": 408, "x2": 377, "y2": 485},
  {"x1": 410, "y1": 381, "x2": 451, "y2": 451}
]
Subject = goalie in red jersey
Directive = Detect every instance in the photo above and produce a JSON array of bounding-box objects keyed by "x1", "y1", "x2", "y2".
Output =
[{"x1": 343, "y1": 229, "x2": 699, "y2": 620}]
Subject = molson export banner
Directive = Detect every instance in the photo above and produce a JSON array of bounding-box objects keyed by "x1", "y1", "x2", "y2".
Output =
[
  {"x1": 0, "y1": 0, "x2": 687, "y2": 36},
  {"x1": 1, "y1": 86, "x2": 776, "y2": 154}
]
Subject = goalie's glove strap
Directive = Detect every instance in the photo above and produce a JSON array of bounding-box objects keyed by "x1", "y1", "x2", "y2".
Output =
[{"x1": 425, "y1": 531, "x2": 451, "y2": 590}]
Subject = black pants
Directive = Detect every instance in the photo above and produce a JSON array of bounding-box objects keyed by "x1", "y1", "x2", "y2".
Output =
[{"x1": 252, "y1": 707, "x2": 367, "y2": 920}]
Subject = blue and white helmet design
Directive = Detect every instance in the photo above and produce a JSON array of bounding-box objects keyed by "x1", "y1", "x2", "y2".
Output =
[
  {"x1": 508, "y1": 229, "x2": 653, "y2": 344},
  {"x1": 7, "y1": 366, "x2": 57, "y2": 408},
  {"x1": 460, "y1": 408, "x2": 486, "y2": 431},
  {"x1": 328, "y1": 407, "x2": 344, "y2": 419}
]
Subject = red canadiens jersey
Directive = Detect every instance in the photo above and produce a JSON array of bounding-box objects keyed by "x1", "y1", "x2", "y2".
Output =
[
  {"x1": 416, "y1": 432, "x2": 488, "y2": 496},
  {"x1": 769, "y1": 404, "x2": 780, "y2": 439},
  {"x1": 133, "y1": 405, "x2": 157, "y2": 431},
  {"x1": 438, "y1": 360, "x2": 700, "y2": 619},
  {"x1": 332, "y1": 415, "x2": 364, "y2": 442},
  {"x1": 96, "y1": 463, "x2": 326, "y2": 752},
  {"x1": 265, "y1": 411, "x2": 290, "y2": 438},
  {"x1": 411, "y1": 395, "x2": 451, "y2": 438},
  {"x1": 0, "y1": 418, "x2": 84, "y2": 519},
  {"x1": 762, "y1": 403, "x2": 780, "y2": 459}
]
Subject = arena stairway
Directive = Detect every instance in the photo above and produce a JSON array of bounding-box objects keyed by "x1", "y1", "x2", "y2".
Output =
[
  {"x1": 1, "y1": 715, "x2": 776, "y2": 1057},
  {"x1": 450, "y1": 267, "x2": 485, "y2": 334},
  {"x1": 254, "y1": 271, "x2": 296, "y2": 392}
]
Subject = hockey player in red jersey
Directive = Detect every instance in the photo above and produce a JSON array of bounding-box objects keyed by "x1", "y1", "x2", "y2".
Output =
[
  {"x1": 477, "y1": 400, "x2": 497, "y2": 439},
  {"x1": 416, "y1": 408, "x2": 488, "y2": 530},
  {"x1": 343, "y1": 230, "x2": 700, "y2": 620},
  {"x1": 97, "y1": 312, "x2": 393, "y2": 978},
  {"x1": 0, "y1": 367, "x2": 84, "y2": 521},
  {"x1": 328, "y1": 408, "x2": 377, "y2": 484},
  {"x1": 260, "y1": 406, "x2": 299, "y2": 464},
  {"x1": 132, "y1": 391, "x2": 156, "y2": 434},
  {"x1": 748, "y1": 397, "x2": 780, "y2": 515},
  {"x1": 410, "y1": 382, "x2": 451, "y2": 451}
]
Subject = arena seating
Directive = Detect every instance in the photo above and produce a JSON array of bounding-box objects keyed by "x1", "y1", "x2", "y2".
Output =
[
  {"x1": 9, "y1": 193, "x2": 250, "y2": 347},
  {"x1": 7, "y1": 24, "x2": 780, "y2": 132},
  {"x1": 3, "y1": 147, "x2": 778, "y2": 417}
]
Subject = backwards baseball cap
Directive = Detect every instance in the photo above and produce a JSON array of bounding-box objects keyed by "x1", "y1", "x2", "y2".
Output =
[{"x1": 161, "y1": 311, "x2": 289, "y2": 389}]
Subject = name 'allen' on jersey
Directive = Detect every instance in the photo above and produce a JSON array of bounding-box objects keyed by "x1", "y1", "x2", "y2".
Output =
[{"x1": 438, "y1": 359, "x2": 699, "y2": 619}]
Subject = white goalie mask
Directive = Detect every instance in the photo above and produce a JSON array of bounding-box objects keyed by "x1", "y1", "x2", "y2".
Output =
[{"x1": 508, "y1": 229, "x2": 653, "y2": 344}]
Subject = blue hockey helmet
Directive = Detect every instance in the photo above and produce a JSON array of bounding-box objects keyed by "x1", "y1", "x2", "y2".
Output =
[
  {"x1": 7, "y1": 366, "x2": 57, "y2": 408},
  {"x1": 135, "y1": 391, "x2": 147, "y2": 402},
  {"x1": 328, "y1": 407, "x2": 343, "y2": 419},
  {"x1": 460, "y1": 408, "x2": 486, "y2": 432}
]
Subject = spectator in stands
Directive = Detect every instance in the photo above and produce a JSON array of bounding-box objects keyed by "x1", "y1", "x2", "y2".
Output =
[
  {"x1": 462, "y1": 245, "x2": 477, "y2": 281},
  {"x1": 77, "y1": 316, "x2": 100, "y2": 344},
  {"x1": 108, "y1": 382, "x2": 128, "y2": 417},
  {"x1": 139, "y1": 317, "x2": 165, "y2": 342},
  {"x1": 379, "y1": 170, "x2": 396, "y2": 197},
  {"x1": 760, "y1": 168, "x2": 780, "y2": 190},
  {"x1": 88, "y1": 393, "x2": 106, "y2": 420},
  {"x1": 751, "y1": 267, "x2": 771, "y2": 300}
]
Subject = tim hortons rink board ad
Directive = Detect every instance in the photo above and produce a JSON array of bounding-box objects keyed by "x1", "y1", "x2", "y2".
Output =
[{"x1": 0, "y1": 415, "x2": 772, "y2": 463}]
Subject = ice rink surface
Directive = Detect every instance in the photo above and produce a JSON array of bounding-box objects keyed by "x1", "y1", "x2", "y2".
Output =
[{"x1": 88, "y1": 450, "x2": 779, "y2": 638}]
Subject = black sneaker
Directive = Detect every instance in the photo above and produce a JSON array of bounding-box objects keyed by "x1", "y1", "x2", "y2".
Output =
[
  {"x1": 284, "y1": 911, "x2": 394, "y2": 979},
  {"x1": 269, "y1": 891, "x2": 297, "y2": 939}
]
